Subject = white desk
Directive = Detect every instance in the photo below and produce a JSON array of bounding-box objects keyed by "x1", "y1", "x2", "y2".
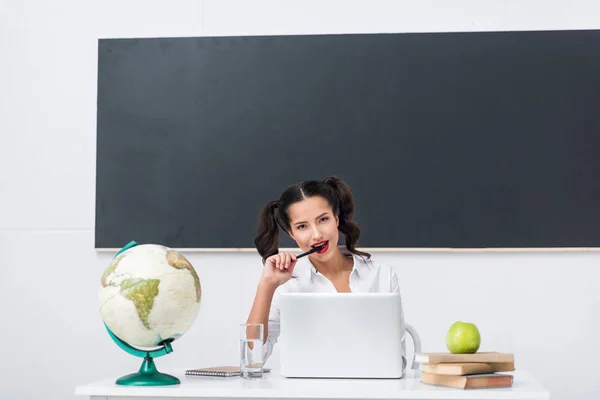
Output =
[{"x1": 75, "y1": 369, "x2": 550, "y2": 400}]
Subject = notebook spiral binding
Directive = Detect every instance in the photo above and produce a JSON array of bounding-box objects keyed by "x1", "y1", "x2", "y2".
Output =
[
  {"x1": 185, "y1": 366, "x2": 243, "y2": 377},
  {"x1": 185, "y1": 366, "x2": 269, "y2": 377},
  {"x1": 185, "y1": 369, "x2": 239, "y2": 377}
]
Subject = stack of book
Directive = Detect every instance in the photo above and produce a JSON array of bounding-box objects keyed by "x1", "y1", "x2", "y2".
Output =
[{"x1": 414, "y1": 352, "x2": 515, "y2": 389}]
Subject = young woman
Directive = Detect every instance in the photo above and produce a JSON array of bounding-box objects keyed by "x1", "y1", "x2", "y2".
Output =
[{"x1": 246, "y1": 176, "x2": 407, "y2": 366}]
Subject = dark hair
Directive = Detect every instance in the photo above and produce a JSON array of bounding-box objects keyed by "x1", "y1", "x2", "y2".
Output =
[{"x1": 254, "y1": 176, "x2": 371, "y2": 263}]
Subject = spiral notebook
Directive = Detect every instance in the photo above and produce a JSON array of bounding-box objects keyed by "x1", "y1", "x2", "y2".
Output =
[{"x1": 185, "y1": 366, "x2": 271, "y2": 377}]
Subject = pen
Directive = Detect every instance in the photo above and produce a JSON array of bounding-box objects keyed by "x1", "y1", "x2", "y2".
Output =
[{"x1": 296, "y1": 243, "x2": 325, "y2": 259}]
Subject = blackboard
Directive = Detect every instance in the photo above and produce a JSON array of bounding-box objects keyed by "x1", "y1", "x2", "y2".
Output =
[{"x1": 95, "y1": 30, "x2": 600, "y2": 251}]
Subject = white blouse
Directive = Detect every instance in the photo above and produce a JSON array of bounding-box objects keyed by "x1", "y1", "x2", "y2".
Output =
[{"x1": 263, "y1": 247, "x2": 407, "y2": 368}]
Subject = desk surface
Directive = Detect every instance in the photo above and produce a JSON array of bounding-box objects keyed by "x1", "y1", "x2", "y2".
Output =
[{"x1": 75, "y1": 369, "x2": 550, "y2": 400}]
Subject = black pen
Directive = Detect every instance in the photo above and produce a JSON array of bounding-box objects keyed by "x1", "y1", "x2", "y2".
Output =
[
  {"x1": 296, "y1": 243, "x2": 325, "y2": 259},
  {"x1": 287, "y1": 244, "x2": 325, "y2": 279}
]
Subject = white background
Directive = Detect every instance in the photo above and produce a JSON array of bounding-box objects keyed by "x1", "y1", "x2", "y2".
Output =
[{"x1": 1, "y1": 1, "x2": 599, "y2": 399}]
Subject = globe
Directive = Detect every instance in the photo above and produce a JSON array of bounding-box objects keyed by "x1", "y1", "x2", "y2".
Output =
[{"x1": 98, "y1": 241, "x2": 202, "y2": 386}]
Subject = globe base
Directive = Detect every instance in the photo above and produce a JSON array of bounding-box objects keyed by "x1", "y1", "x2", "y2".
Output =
[{"x1": 116, "y1": 355, "x2": 180, "y2": 386}]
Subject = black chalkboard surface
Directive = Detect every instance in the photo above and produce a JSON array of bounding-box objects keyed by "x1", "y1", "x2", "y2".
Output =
[{"x1": 95, "y1": 30, "x2": 600, "y2": 250}]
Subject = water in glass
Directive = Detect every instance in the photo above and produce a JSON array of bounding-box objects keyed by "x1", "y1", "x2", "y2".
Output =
[{"x1": 240, "y1": 338, "x2": 263, "y2": 378}]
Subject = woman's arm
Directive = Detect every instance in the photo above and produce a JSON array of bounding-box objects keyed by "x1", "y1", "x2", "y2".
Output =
[
  {"x1": 390, "y1": 269, "x2": 409, "y2": 370},
  {"x1": 246, "y1": 280, "x2": 278, "y2": 345},
  {"x1": 245, "y1": 252, "x2": 298, "y2": 360}
]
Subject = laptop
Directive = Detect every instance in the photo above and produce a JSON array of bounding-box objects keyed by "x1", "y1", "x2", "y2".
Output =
[{"x1": 279, "y1": 292, "x2": 406, "y2": 379}]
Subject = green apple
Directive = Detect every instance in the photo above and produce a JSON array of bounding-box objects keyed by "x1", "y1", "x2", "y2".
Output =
[{"x1": 446, "y1": 321, "x2": 481, "y2": 354}]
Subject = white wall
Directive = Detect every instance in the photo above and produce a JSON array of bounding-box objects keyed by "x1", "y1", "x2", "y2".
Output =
[{"x1": 1, "y1": 1, "x2": 599, "y2": 399}]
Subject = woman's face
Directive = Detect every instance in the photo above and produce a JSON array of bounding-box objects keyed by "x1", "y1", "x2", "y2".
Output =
[{"x1": 287, "y1": 196, "x2": 339, "y2": 261}]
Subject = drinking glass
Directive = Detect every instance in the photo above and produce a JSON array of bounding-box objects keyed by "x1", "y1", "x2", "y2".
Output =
[{"x1": 240, "y1": 323, "x2": 264, "y2": 378}]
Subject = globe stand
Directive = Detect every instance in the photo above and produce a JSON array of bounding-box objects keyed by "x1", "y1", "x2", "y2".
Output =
[
  {"x1": 115, "y1": 354, "x2": 180, "y2": 386},
  {"x1": 104, "y1": 240, "x2": 180, "y2": 387},
  {"x1": 105, "y1": 323, "x2": 181, "y2": 386}
]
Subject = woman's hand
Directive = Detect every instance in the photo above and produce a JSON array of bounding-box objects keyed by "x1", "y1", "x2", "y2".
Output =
[{"x1": 260, "y1": 252, "x2": 298, "y2": 289}]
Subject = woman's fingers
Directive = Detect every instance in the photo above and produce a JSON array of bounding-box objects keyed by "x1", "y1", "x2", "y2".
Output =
[
  {"x1": 268, "y1": 253, "x2": 297, "y2": 274},
  {"x1": 278, "y1": 254, "x2": 286, "y2": 271},
  {"x1": 282, "y1": 253, "x2": 289, "y2": 269}
]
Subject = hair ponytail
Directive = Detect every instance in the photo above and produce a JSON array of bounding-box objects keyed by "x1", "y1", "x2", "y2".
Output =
[
  {"x1": 254, "y1": 200, "x2": 280, "y2": 263},
  {"x1": 323, "y1": 176, "x2": 371, "y2": 259}
]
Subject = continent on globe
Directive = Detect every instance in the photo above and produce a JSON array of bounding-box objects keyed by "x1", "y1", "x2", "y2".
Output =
[
  {"x1": 166, "y1": 250, "x2": 201, "y2": 302},
  {"x1": 101, "y1": 252, "x2": 125, "y2": 287},
  {"x1": 120, "y1": 278, "x2": 161, "y2": 329}
]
